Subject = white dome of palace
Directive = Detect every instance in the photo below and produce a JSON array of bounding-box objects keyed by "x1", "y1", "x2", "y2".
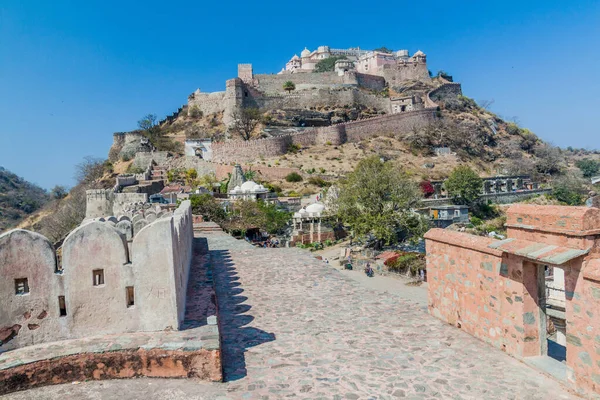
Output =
[
  {"x1": 305, "y1": 203, "x2": 325, "y2": 214},
  {"x1": 230, "y1": 181, "x2": 268, "y2": 194},
  {"x1": 301, "y1": 48, "x2": 311, "y2": 57}
]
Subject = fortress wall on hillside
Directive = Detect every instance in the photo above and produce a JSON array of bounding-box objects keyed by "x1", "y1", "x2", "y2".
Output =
[
  {"x1": 243, "y1": 88, "x2": 391, "y2": 114},
  {"x1": 253, "y1": 72, "x2": 346, "y2": 93},
  {"x1": 381, "y1": 63, "x2": 431, "y2": 86},
  {"x1": 188, "y1": 91, "x2": 228, "y2": 116},
  {"x1": 210, "y1": 109, "x2": 436, "y2": 163},
  {"x1": 343, "y1": 108, "x2": 436, "y2": 142},
  {"x1": 354, "y1": 72, "x2": 386, "y2": 91},
  {"x1": 427, "y1": 82, "x2": 463, "y2": 104}
]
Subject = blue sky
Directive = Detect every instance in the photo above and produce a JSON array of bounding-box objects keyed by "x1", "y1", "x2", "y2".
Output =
[{"x1": 1, "y1": 1, "x2": 599, "y2": 189}]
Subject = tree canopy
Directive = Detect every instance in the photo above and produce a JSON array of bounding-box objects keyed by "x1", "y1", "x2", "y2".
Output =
[
  {"x1": 575, "y1": 158, "x2": 600, "y2": 178},
  {"x1": 374, "y1": 47, "x2": 393, "y2": 54},
  {"x1": 313, "y1": 56, "x2": 347, "y2": 73},
  {"x1": 333, "y1": 156, "x2": 428, "y2": 245},
  {"x1": 283, "y1": 81, "x2": 296, "y2": 92},
  {"x1": 444, "y1": 166, "x2": 483, "y2": 205},
  {"x1": 230, "y1": 108, "x2": 262, "y2": 140}
]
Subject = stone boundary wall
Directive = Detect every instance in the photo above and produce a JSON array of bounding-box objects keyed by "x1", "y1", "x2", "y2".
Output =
[
  {"x1": 479, "y1": 189, "x2": 551, "y2": 204},
  {"x1": 0, "y1": 201, "x2": 194, "y2": 352},
  {"x1": 210, "y1": 109, "x2": 436, "y2": 163}
]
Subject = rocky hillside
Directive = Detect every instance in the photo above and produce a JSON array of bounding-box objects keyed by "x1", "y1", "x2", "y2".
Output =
[{"x1": 0, "y1": 167, "x2": 49, "y2": 232}]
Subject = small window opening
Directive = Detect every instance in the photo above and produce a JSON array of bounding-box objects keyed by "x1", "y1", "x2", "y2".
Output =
[
  {"x1": 93, "y1": 269, "x2": 105, "y2": 286},
  {"x1": 58, "y1": 296, "x2": 67, "y2": 316},
  {"x1": 244, "y1": 91, "x2": 248, "y2": 97},
  {"x1": 15, "y1": 278, "x2": 29, "y2": 295},
  {"x1": 126, "y1": 286, "x2": 135, "y2": 307}
]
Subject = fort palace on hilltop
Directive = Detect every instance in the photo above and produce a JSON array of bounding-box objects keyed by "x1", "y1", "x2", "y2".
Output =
[{"x1": 280, "y1": 46, "x2": 427, "y2": 75}]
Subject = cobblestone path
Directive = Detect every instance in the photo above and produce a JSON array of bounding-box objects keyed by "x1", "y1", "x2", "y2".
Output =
[{"x1": 2, "y1": 232, "x2": 579, "y2": 400}]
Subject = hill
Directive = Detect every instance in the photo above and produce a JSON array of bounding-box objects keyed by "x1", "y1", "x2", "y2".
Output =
[{"x1": 0, "y1": 167, "x2": 49, "y2": 231}]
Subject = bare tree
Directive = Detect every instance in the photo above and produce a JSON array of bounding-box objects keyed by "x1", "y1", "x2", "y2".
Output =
[
  {"x1": 478, "y1": 99, "x2": 495, "y2": 110},
  {"x1": 74, "y1": 156, "x2": 105, "y2": 185},
  {"x1": 230, "y1": 108, "x2": 262, "y2": 141}
]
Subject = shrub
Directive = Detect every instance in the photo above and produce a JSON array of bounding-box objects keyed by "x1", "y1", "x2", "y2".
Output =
[
  {"x1": 385, "y1": 253, "x2": 425, "y2": 276},
  {"x1": 285, "y1": 172, "x2": 303, "y2": 182},
  {"x1": 287, "y1": 143, "x2": 301, "y2": 154},
  {"x1": 419, "y1": 181, "x2": 435, "y2": 198},
  {"x1": 287, "y1": 191, "x2": 301, "y2": 197},
  {"x1": 308, "y1": 177, "x2": 331, "y2": 187},
  {"x1": 189, "y1": 105, "x2": 203, "y2": 118},
  {"x1": 575, "y1": 158, "x2": 600, "y2": 178}
]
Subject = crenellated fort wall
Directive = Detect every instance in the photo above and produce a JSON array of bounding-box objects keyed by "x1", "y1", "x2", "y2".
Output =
[{"x1": 0, "y1": 201, "x2": 193, "y2": 352}]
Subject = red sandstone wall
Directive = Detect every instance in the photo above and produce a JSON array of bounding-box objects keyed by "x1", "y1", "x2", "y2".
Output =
[
  {"x1": 425, "y1": 229, "x2": 537, "y2": 358},
  {"x1": 565, "y1": 258, "x2": 600, "y2": 394}
]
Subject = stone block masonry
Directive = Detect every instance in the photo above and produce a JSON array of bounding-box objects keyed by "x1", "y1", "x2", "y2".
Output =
[
  {"x1": 210, "y1": 109, "x2": 436, "y2": 163},
  {"x1": 426, "y1": 204, "x2": 600, "y2": 398}
]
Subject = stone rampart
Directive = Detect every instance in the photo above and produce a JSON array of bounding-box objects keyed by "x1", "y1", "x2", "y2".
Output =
[
  {"x1": 381, "y1": 62, "x2": 431, "y2": 84},
  {"x1": 354, "y1": 72, "x2": 386, "y2": 91},
  {"x1": 210, "y1": 109, "x2": 435, "y2": 163},
  {"x1": 342, "y1": 108, "x2": 436, "y2": 142},
  {"x1": 427, "y1": 82, "x2": 463, "y2": 105},
  {"x1": 0, "y1": 201, "x2": 194, "y2": 352},
  {"x1": 254, "y1": 72, "x2": 345, "y2": 94}
]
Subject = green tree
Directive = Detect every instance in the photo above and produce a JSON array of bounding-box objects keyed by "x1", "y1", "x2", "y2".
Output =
[
  {"x1": 575, "y1": 158, "x2": 600, "y2": 178},
  {"x1": 552, "y1": 173, "x2": 586, "y2": 205},
  {"x1": 50, "y1": 185, "x2": 69, "y2": 200},
  {"x1": 189, "y1": 194, "x2": 227, "y2": 223},
  {"x1": 313, "y1": 56, "x2": 347, "y2": 73},
  {"x1": 283, "y1": 81, "x2": 296, "y2": 92},
  {"x1": 334, "y1": 156, "x2": 428, "y2": 245},
  {"x1": 230, "y1": 107, "x2": 262, "y2": 140},
  {"x1": 444, "y1": 166, "x2": 483, "y2": 205},
  {"x1": 185, "y1": 168, "x2": 198, "y2": 186},
  {"x1": 374, "y1": 47, "x2": 393, "y2": 53}
]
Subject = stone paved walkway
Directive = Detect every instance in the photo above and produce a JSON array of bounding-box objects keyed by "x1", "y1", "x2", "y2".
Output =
[{"x1": 2, "y1": 232, "x2": 580, "y2": 400}]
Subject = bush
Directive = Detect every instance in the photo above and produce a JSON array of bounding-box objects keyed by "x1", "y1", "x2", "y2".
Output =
[
  {"x1": 575, "y1": 158, "x2": 600, "y2": 178},
  {"x1": 551, "y1": 173, "x2": 586, "y2": 205},
  {"x1": 420, "y1": 181, "x2": 435, "y2": 198},
  {"x1": 189, "y1": 105, "x2": 203, "y2": 118},
  {"x1": 308, "y1": 177, "x2": 331, "y2": 187},
  {"x1": 287, "y1": 143, "x2": 301, "y2": 154},
  {"x1": 285, "y1": 172, "x2": 303, "y2": 182},
  {"x1": 385, "y1": 252, "x2": 425, "y2": 276}
]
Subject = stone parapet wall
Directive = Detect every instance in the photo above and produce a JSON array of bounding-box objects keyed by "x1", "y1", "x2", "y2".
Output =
[
  {"x1": 0, "y1": 201, "x2": 194, "y2": 352},
  {"x1": 381, "y1": 62, "x2": 431, "y2": 85},
  {"x1": 425, "y1": 205, "x2": 600, "y2": 398},
  {"x1": 425, "y1": 229, "x2": 540, "y2": 358}
]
